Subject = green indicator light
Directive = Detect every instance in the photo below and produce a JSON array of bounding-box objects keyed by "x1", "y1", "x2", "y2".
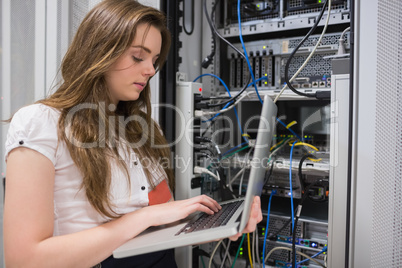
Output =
[
  {"x1": 263, "y1": 46, "x2": 266, "y2": 49},
  {"x1": 264, "y1": 82, "x2": 268, "y2": 85},
  {"x1": 257, "y1": 4, "x2": 260, "y2": 7},
  {"x1": 262, "y1": 228, "x2": 265, "y2": 230}
]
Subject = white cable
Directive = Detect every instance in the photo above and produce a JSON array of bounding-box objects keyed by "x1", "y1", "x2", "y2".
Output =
[
  {"x1": 238, "y1": 167, "x2": 246, "y2": 196},
  {"x1": 228, "y1": 165, "x2": 248, "y2": 188},
  {"x1": 195, "y1": 91, "x2": 252, "y2": 117},
  {"x1": 273, "y1": 0, "x2": 332, "y2": 104},
  {"x1": 209, "y1": 240, "x2": 223, "y2": 268},
  {"x1": 340, "y1": 26, "x2": 351, "y2": 40},
  {"x1": 337, "y1": 26, "x2": 350, "y2": 55},
  {"x1": 238, "y1": 147, "x2": 253, "y2": 196},
  {"x1": 255, "y1": 228, "x2": 261, "y2": 266},
  {"x1": 268, "y1": 138, "x2": 295, "y2": 160},
  {"x1": 219, "y1": 239, "x2": 232, "y2": 268},
  {"x1": 194, "y1": 166, "x2": 220, "y2": 181},
  {"x1": 264, "y1": 246, "x2": 326, "y2": 267}
]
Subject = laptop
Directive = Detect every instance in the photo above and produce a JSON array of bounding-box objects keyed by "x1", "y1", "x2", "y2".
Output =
[{"x1": 113, "y1": 94, "x2": 278, "y2": 258}]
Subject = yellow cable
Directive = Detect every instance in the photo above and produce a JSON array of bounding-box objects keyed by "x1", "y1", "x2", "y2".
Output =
[
  {"x1": 287, "y1": 142, "x2": 322, "y2": 162},
  {"x1": 292, "y1": 142, "x2": 319, "y2": 152},
  {"x1": 286, "y1": 120, "x2": 298, "y2": 129},
  {"x1": 270, "y1": 140, "x2": 284, "y2": 151},
  {"x1": 247, "y1": 233, "x2": 253, "y2": 268}
]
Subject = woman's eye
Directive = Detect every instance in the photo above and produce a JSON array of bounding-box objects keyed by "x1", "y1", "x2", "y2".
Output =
[{"x1": 132, "y1": 56, "x2": 143, "y2": 62}]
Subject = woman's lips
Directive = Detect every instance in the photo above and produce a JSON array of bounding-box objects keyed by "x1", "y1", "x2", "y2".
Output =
[{"x1": 134, "y1": 82, "x2": 145, "y2": 90}]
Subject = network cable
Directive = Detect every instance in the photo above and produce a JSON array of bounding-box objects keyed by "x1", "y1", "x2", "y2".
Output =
[
  {"x1": 202, "y1": 0, "x2": 216, "y2": 69},
  {"x1": 274, "y1": 0, "x2": 332, "y2": 103},
  {"x1": 193, "y1": 73, "x2": 248, "y2": 143},
  {"x1": 219, "y1": 239, "x2": 233, "y2": 268},
  {"x1": 195, "y1": 136, "x2": 222, "y2": 158},
  {"x1": 195, "y1": 91, "x2": 252, "y2": 117},
  {"x1": 264, "y1": 246, "x2": 326, "y2": 267},
  {"x1": 194, "y1": 166, "x2": 220, "y2": 181},
  {"x1": 231, "y1": 234, "x2": 246, "y2": 268},
  {"x1": 198, "y1": 0, "x2": 252, "y2": 109},
  {"x1": 208, "y1": 240, "x2": 223, "y2": 268},
  {"x1": 237, "y1": 0, "x2": 263, "y2": 104},
  {"x1": 297, "y1": 246, "x2": 328, "y2": 266},
  {"x1": 262, "y1": 189, "x2": 276, "y2": 268}
]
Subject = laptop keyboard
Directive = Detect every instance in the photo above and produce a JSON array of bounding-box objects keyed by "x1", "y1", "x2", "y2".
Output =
[{"x1": 175, "y1": 200, "x2": 244, "y2": 236}]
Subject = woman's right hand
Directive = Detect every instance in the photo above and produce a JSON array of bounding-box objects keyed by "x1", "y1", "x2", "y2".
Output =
[{"x1": 141, "y1": 195, "x2": 222, "y2": 227}]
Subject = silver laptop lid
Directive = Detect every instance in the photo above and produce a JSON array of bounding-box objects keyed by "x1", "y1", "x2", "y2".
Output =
[{"x1": 238, "y1": 94, "x2": 278, "y2": 231}]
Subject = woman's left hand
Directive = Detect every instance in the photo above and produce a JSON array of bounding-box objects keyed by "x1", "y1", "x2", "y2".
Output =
[{"x1": 228, "y1": 195, "x2": 263, "y2": 241}]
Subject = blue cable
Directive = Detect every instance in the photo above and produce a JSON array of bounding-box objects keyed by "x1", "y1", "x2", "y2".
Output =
[
  {"x1": 247, "y1": 76, "x2": 268, "y2": 87},
  {"x1": 221, "y1": 141, "x2": 249, "y2": 157},
  {"x1": 237, "y1": 0, "x2": 263, "y2": 104},
  {"x1": 193, "y1": 73, "x2": 230, "y2": 93},
  {"x1": 192, "y1": 75, "x2": 267, "y2": 123},
  {"x1": 262, "y1": 190, "x2": 277, "y2": 268},
  {"x1": 193, "y1": 73, "x2": 247, "y2": 142},
  {"x1": 289, "y1": 140, "x2": 297, "y2": 264},
  {"x1": 289, "y1": 141, "x2": 297, "y2": 231},
  {"x1": 202, "y1": 101, "x2": 232, "y2": 122},
  {"x1": 276, "y1": 118, "x2": 303, "y2": 141},
  {"x1": 296, "y1": 246, "x2": 328, "y2": 265}
]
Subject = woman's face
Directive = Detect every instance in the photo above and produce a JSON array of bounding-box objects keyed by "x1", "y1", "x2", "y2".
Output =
[{"x1": 105, "y1": 24, "x2": 162, "y2": 105}]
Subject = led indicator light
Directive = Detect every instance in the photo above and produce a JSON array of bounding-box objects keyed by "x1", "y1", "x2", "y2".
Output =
[{"x1": 198, "y1": 87, "x2": 202, "y2": 92}]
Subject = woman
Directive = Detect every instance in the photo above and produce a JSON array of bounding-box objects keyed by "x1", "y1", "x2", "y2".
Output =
[{"x1": 3, "y1": 0, "x2": 262, "y2": 267}]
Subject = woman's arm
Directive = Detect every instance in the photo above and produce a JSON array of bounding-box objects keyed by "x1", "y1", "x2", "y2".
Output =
[{"x1": 4, "y1": 147, "x2": 221, "y2": 268}]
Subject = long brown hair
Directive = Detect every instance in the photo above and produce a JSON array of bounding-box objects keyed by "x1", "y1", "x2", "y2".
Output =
[{"x1": 38, "y1": 0, "x2": 173, "y2": 218}]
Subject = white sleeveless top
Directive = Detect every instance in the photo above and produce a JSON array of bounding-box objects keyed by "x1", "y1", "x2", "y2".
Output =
[{"x1": 4, "y1": 104, "x2": 168, "y2": 236}]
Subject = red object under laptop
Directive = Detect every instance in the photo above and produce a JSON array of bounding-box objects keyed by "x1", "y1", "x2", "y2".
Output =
[{"x1": 148, "y1": 180, "x2": 172, "y2": 206}]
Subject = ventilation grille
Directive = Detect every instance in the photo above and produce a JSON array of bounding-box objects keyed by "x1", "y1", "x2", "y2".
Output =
[
  {"x1": 281, "y1": 53, "x2": 334, "y2": 78},
  {"x1": 287, "y1": 3, "x2": 346, "y2": 16},
  {"x1": 288, "y1": 33, "x2": 349, "y2": 49},
  {"x1": 265, "y1": 216, "x2": 302, "y2": 263},
  {"x1": 372, "y1": 0, "x2": 402, "y2": 267}
]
